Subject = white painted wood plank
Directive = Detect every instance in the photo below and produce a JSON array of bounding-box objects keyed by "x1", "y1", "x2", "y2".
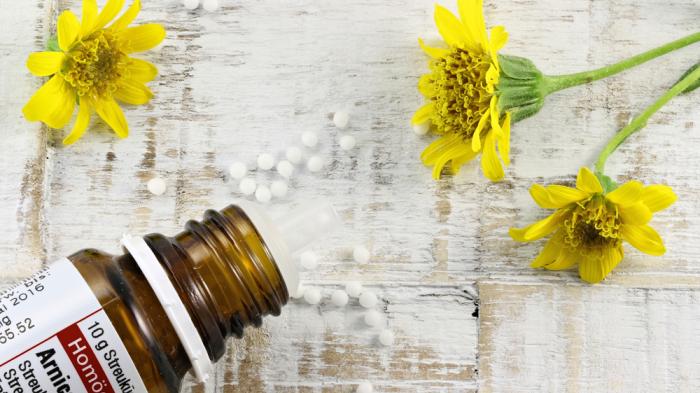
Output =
[
  {"x1": 478, "y1": 281, "x2": 700, "y2": 392},
  {"x1": 0, "y1": 0, "x2": 55, "y2": 279}
]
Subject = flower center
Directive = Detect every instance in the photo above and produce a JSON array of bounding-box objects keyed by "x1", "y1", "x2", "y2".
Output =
[
  {"x1": 62, "y1": 31, "x2": 127, "y2": 99},
  {"x1": 428, "y1": 48, "x2": 493, "y2": 140},
  {"x1": 563, "y1": 196, "x2": 622, "y2": 255}
]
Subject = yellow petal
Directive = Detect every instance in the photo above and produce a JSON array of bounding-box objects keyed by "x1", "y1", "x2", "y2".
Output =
[
  {"x1": 80, "y1": 0, "x2": 98, "y2": 36},
  {"x1": 546, "y1": 185, "x2": 589, "y2": 207},
  {"x1": 606, "y1": 180, "x2": 643, "y2": 207},
  {"x1": 544, "y1": 245, "x2": 577, "y2": 271},
  {"x1": 529, "y1": 184, "x2": 587, "y2": 209},
  {"x1": 509, "y1": 227, "x2": 528, "y2": 242},
  {"x1": 421, "y1": 134, "x2": 460, "y2": 165},
  {"x1": 432, "y1": 143, "x2": 469, "y2": 179},
  {"x1": 621, "y1": 224, "x2": 665, "y2": 256},
  {"x1": 418, "y1": 74, "x2": 436, "y2": 97},
  {"x1": 95, "y1": 98, "x2": 129, "y2": 138},
  {"x1": 119, "y1": 24, "x2": 166, "y2": 53},
  {"x1": 449, "y1": 149, "x2": 478, "y2": 174},
  {"x1": 489, "y1": 26, "x2": 508, "y2": 52},
  {"x1": 434, "y1": 4, "x2": 470, "y2": 47},
  {"x1": 23, "y1": 75, "x2": 75, "y2": 129},
  {"x1": 578, "y1": 247, "x2": 623, "y2": 284},
  {"x1": 57, "y1": 10, "x2": 81, "y2": 51},
  {"x1": 485, "y1": 65, "x2": 499, "y2": 87},
  {"x1": 412, "y1": 102, "x2": 433, "y2": 126},
  {"x1": 489, "y1": 95, "x2": 503, "y2": 139},
  {"x1": 619, "y1": 202, "x2": 652, "y2": 226},
  {"x1": 497, "y1": 112, "x2": 511, "y2": 166},
  {"x1": 63, "y1": 99, "x2": 92, "y2": 145},
  {"x1": 529, "y1": 184, "x2": 554, "y2": 209},
  {"x1": 110, "y1": 0, "x2": 140, "y2": 31},
  {"x1": 576, "y1": 167, "x2": 602, "y2": 194},
  {"x1": 457, "y1": 0, "x2": 488, "y2": 50},
  {"x1": 26, "y1": 52, "x2": 65, "y2": 76},
  {"x1": 114, "y1": 79, "x2": 153, "y2": 105},
  {"x1": 471, "y1": 109, "x2": 490, "y2": 152},
  {"x1": 93, "y1": 0, "x2": 126, "y2": 32},
  {"x1": 530, "y1": 234, "x2": 562, "y2": 268},
  {"x1": 640, "y1": 185, "x2": 677, "y2": 213},
  {"x1": 510, "y1": 209, "x2": 567, "y2": 242},
  {"x1": 127, "y1": 58, "x2": 158, "y2": 83},
  {"x1": 481, "y1": 131, "x2": 504, "y2": 181},
  {"x1": 418, "y1": 38, "x2": 449, "y2": 59}
]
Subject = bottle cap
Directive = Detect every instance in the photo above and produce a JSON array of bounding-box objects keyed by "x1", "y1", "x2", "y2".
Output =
[
  {"x1": 121, "y1": 234, "x2": 213, "y2": 383},
  {"x1": 237, "y1": 201, "x2": 340, "y2": 298}
]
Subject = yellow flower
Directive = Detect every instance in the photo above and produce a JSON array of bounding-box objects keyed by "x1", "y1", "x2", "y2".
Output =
[
  {"x1": 413, "y1": 0, "x2": 512, "y2": 181},
  {"x1": 510, "y1": 167, "x2": 677, "y2": 283},
  {"x1": 412, "y1": 3, "x2": 700, "y2": 182},
  {"x1": 23, "y1": 0, "x2": 165, "y2": 144}
]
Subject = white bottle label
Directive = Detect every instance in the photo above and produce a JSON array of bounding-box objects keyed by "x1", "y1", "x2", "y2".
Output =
[{"x1": 0, "y1": 259, "x2": 148, "y2": 393}]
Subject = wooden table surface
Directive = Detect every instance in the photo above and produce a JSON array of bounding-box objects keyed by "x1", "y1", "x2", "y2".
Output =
[{"x1": 1, "y1": 0, "x2": 699, "y2": 391}]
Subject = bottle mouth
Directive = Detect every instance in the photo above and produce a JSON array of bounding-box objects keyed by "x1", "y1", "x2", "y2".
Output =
[{"x1": 234, "y1": 201, "x2": 341, "y2": 298}]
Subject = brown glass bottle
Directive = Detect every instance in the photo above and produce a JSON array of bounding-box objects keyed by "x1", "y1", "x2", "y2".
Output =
[
  {"x1": 0, "y1": 202, "x2": 336, "y2": 393},
  {"x1": 68, "y1": 205, "x2": 292, "y2": 392}
]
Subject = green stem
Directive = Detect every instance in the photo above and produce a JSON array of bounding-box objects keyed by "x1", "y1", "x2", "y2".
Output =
[
  {"x1": 594, "y1": 64, "x2": 700, "y2": 175},
  {"x1": 542, "y1": 32, "x2": 700, "y2": 95}
]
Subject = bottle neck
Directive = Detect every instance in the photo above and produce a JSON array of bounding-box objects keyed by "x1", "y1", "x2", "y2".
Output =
[{"x1": 143, "y1": 205, "x2": 289, "y2": 363}]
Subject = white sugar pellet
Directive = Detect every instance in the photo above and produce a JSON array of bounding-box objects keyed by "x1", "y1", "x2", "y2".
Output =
[
  {"x1": 356, "y1": 381, "x2": 373, "y2": 393},
  {"x1": 307, "y1": 155, "x2": 323, "y2": 172},
  {"x1": 339, "y1": 135, "x2": 356, "y2": 151},
  {"x1": 330, "y1": 290, "x2": 349, "y2": 307},
  {"x1": 228, "y1": 161, "x2": 247, "y2": 179},
  {"x1": 270, "y1": 180, "x2": 288, "y2": 198},
  {"x1": 345, "y1": 281, "x2": 363, "y2": 298},
  {"x1": 255, "y1": 185, "x2": 272, "y2": 203},
  {"x1": 147, "y1": 178, "x2": 167, "y2": 196},
  {"x1": 412, "y1": 122, "x2": 430, "y2": 135},
  {"x1": 378, "y1": 329, "x2": 395, "y2": 346},
  {"x1": 291, "y1": 283, "x2": 306, "y2": 299},
  {"x1": 257, "y1": 153, "x2": 275, "y2": 170},
  {"x1": 202, "y1": 0, "x2": 218, "y2": 11},
  {"x1": 183, "y1": 0, "x2": 199, "y2": 10},
  {"x1": 333, "y1": 111, "x2": 350, "y2": 129},
  {"x1": 301, "y1": 131, "x2": 319, "y2": 148},
  {"x1": 353, "y1": 245, "x2": 371, "y2": 263},
  {"x1": 303, "y1": 287, "x2": 321, "y2": 305},
  {"x1": 285, "y1": 146, "x2": 303, "y2": 164},
  {"x1": 239, "y1": 178, "x2": 256, "y2": 195},
  {"x1": 276, "y1": 160, "x2": 294, "y2": 178},
  {"x1": 364, "y1": 310, "x2": 383, "y2": 327},
  {"x1": 300, "y1": 250, "x2": 319, "y2": 270},
  {"x1": 359, "y1": 291, "x2": 378, "y2": 309}
]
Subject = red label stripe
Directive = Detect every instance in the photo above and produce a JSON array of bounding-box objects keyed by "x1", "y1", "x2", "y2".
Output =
[{"x1": 57, "y1": 323, "x2": 115, "y2": 393}]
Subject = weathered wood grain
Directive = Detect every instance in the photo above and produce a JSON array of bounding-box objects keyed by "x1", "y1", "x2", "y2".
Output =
[
  {"x1": 0, "y1": 0, "x2": 54, "y2": 281},
  {"x1": 1, "y1": 0, "x2": 699, "y2": 391},
  {"x1": 478, "y1": 281, "x2": 700, "y2": 392}
]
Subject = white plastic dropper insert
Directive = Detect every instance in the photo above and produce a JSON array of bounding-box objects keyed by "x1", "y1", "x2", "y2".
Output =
[{"x1": 236, "y1": 201, "x2": 340, "y2": 298}]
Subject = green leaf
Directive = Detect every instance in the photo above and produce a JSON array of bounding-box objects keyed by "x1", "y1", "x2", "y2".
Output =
[
  {"x1": 46, "y1": 36, "x2": 60, "y2": 52},
  {"x1": 497, "y1": 54, "x2": 542, "y2": 80},
  {"x1": 676, "y1": 62, "x2": 700, "y2": 95},
  {"x1": 508, "y1": 100, "x2": 544, "y2": 123},
  {"x1": 497, "y1": 86, "x2": 542, "y2": 112},
  {"x1": 495, "y1": 54, "x2": 546, "y2": 122}
]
